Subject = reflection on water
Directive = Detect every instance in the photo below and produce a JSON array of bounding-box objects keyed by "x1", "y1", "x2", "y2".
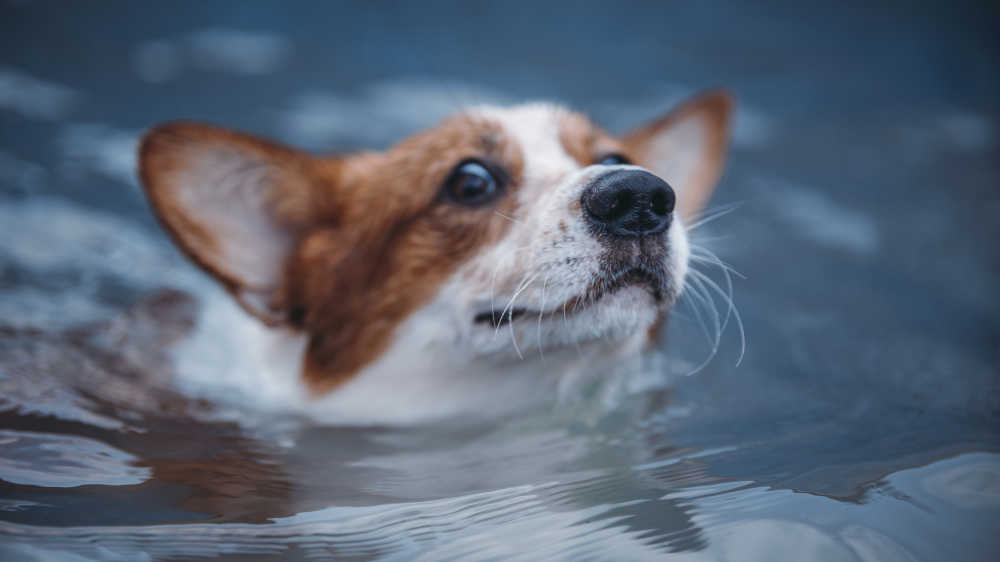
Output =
[
  {"x1": 0, "y1": 430, "x2": 149, "y2": 488},
  {"x1": 0, "y1": 401, "x2": 996, "y2": 562},
  {"x1": 0, "y1": 1, "x2": 997, "y2": 560}
]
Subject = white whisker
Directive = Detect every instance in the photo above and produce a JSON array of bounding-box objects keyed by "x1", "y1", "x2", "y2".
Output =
[
  {"x1": 509, "y1": 312, "x2": 524, "y2": 359},
  {"x1": 688, "y1": 267, "x2": 747, "y2": 366},
  {"x1": 685, "y1": 201, "x2": 743, "y2": 232},
  {"x1": 690, "y1": 244, "x2": 741, "y2": 334},
  {"x1": 494, "y1": 210, "x2": 522, "y2": 224},
  {"x1": 690, "y1": 247, "x2": 746, "y2": 280},
  {"x1": 684, "y1": 274, "x2": 720, "y2": 349},
  {"x1": 499, "y1": 271, "x2": 539, "y2": 359},
  {"x1": 537, "y1": 275, "x2": 549, "y2": 361},
  {"x1": 678, "y1": 277, "x2": 722, "y2": 377},
  {"x1": 487, "y1": 244, "x2": 536, "y2": 338}
]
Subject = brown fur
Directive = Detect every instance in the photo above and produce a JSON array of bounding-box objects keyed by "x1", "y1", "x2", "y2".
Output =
[
  {"x1": 141, "y1": 114, "x2": 525, "y2": 393},
  {"x1": 291, "y1": 116, "x2": 526, "y2": 391},
  {"x1": 558, "y1": 111, "x2": 626, "y2": 167},
  {"x1": 140, "y1": 123, "x2": 327, "y2": 325},
  {"x1": 139, "y1": 92, "x2": 731, "y2": 395}
]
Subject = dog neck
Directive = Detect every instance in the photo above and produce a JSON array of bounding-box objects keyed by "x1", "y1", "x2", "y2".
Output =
[{"x1": 169, "y1": 282, "x2": 647, "y2": 425}]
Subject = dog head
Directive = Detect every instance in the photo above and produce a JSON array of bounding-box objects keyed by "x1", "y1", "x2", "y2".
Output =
[{"x1": 139, "y1": 91, "x2": 731, "y2": 393}]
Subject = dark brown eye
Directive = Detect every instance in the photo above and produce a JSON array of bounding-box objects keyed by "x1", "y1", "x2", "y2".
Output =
[
  {"x1": 596, "y1": 153, "x2": 631, "y2": 166},
  {"x1": 444, "y1": 160, "x2": 503, "y2": 206}
]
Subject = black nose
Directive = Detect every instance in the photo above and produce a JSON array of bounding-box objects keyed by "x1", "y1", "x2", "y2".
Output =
[{"x1": 582, "y1": 170, "x2": 675, "y2": 238}]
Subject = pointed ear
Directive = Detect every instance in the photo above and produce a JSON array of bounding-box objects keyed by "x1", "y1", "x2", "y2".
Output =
[
  {"x1": 624, "y1": 90, "x2": 733, "y2": 221},
  {"x1": 139, "y1": 122, "x2": 320, "y2": 325}
]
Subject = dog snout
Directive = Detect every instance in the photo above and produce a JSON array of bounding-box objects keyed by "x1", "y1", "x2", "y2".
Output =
[{"x1": 581, "y1": 169, "x2": 675, "y2": 238}]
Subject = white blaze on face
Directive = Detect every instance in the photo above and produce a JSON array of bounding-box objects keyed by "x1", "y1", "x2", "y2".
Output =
[
  {"x1": 151, "y1": 94, "x2": 727, "y2": 424},
  {"x1": 436, "y1": 103, "x2": 691, "y2": 357}
]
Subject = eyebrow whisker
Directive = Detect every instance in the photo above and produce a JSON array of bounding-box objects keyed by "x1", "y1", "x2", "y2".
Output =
[{"x1": 494, "y1": 210, "x2": 522, "y2": 224}]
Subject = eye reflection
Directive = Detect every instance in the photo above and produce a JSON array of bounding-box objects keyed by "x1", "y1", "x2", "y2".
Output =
[{"x1": 444, "y1": 160, "x2": 503, "y2": 206}]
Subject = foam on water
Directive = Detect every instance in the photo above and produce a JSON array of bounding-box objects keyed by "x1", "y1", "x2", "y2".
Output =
[
  {"x1": 758, "y1": 178, "x2": 880, "y2": 255},
  {"x1": 279, "y1": 79, "x2": 511, "y2": 148},
  {"x1": 0, "y1": 67, "x2": 77, "y2": 120},
  {"x1": 56, "y1": 124, "x2": 140, "y2": 188},
  {"x1": 130, "y1": 28, "x2": 291, "y2": 83}
]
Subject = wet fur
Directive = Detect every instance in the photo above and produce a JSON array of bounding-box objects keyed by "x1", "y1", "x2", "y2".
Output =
[{"x1": 138, "y1": 91, "x2": 732, "y2": 420}]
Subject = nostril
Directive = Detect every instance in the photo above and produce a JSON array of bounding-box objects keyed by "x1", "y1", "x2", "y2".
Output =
[
  {"x1": 586, "y1": 187, "x2": 634, "y2": 223},
  {"x1": 650, "y1": 188, "x2": 675, "y2": 217},
  {"x1": 584, "y1": 192, "x2": 608, "y2": 221},
  {"x1": 611, "y1": 190, "x2": 632, "y2": 221}
]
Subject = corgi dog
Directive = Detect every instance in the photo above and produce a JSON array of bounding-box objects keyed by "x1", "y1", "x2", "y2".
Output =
[{"x1": 138, "y1": 91, "x2": 732, "y2": 424}]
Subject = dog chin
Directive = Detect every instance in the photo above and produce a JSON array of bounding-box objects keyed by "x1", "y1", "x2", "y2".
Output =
[
  {"x1": 541, "y1": 286, "x2": 662, "y2": 352},
  {"x1": 465, "y1": 283, "x2": 664, "y2": 360},
  {"x1": 584, "y1": 282, "x2": 663, "y2": 325}
]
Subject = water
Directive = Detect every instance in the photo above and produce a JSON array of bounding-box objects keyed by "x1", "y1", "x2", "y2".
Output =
[{"x1": 1, "y1": 1, "x2": 998, "y2": 560}]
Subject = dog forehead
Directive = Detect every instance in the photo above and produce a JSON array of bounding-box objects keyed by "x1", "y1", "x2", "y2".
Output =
[{"x1": 469, "y1": 103, "x2": 581, "y2": 179}]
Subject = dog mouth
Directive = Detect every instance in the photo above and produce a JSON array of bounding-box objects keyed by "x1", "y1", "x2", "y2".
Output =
[
  {"x1": 473, "y1": 265, "x2": 667, "y2": 328},
  {"x1": 473, "y1": 307, "x2": 532, "y2": 328},
  {"x1": 592, "y1": 265, "x2": 665, "y2": 302}
]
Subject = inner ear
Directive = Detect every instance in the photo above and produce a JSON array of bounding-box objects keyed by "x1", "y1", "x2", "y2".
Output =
[
  {"x1": 139, "y1": 122, "x2": 320, "y2": 325},
  {"x1": 624, "y1": 90, "x2": 733, "y2": 221}
]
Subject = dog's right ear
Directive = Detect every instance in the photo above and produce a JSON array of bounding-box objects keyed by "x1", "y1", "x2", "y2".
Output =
[{"x1": 139, "y1": 122, "x2": 324, "y2": 325}]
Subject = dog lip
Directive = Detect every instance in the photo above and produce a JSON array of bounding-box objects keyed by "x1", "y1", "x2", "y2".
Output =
[
  {"x1": 473, "y1": 307, "x2": 530, "y2": 328},
  {"x1": 472, "y1": 266, "x2": 666, "y2": 327},
  {"x1": 603, "y1": 265, "x2": 665, "y2": 301},
  {"x1": 587, "y1": 265, "x2": 665, "y2": 303}
]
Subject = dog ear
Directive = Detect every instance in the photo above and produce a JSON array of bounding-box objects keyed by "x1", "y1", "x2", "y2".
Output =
[
  {"x1": 139, "y1": 122, "x2": 322, "y2": 325},
  {"x1": 624, "y1": 90, "x2": 733, "y2": 221}
]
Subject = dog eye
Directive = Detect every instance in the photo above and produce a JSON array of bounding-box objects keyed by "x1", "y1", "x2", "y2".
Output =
[
  {"x1": 596, "y1": 153, "x2": 631, "y2": 166},
  {"x1": 444, "y1": 160, "x2": 503, "y2": 206}
]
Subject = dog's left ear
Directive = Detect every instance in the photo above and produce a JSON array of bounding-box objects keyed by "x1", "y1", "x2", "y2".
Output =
[{"x1": 624, "y1": 90, "x2": 733, "y2": 221}]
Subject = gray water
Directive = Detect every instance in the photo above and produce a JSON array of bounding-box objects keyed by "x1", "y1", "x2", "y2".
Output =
[{"x1": 0, "y1": 1, "x2": 998, "y2": 560}]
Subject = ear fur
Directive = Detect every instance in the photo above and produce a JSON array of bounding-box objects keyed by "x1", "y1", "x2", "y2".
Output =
[
  {"x1": 624, "y1": 90, "x2": 733, "y2": 221},
  {"x1": 138, "y1": 122, "x2": 321, "y2": 325}
]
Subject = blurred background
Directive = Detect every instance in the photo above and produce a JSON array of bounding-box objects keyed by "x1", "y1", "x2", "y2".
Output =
[{"x1": 0, "y1": 1, "x2": 997, "y2": 560}]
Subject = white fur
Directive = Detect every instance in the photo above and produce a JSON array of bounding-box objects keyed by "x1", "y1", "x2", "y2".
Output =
[
  {"x1": 171, "y1": 103, "x2": 693, "y2": 425},
  {"x1": 450, "y1": 105, "x2": 689, "y2": 356},
  {"x1": 171, "y1": 287, "x2": 631, "y2": 425}
]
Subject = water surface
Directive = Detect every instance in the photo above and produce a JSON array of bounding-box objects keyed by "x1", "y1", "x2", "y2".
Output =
[{"x1": 0, "y1": 1, "x2": 998, "y2": 560}]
